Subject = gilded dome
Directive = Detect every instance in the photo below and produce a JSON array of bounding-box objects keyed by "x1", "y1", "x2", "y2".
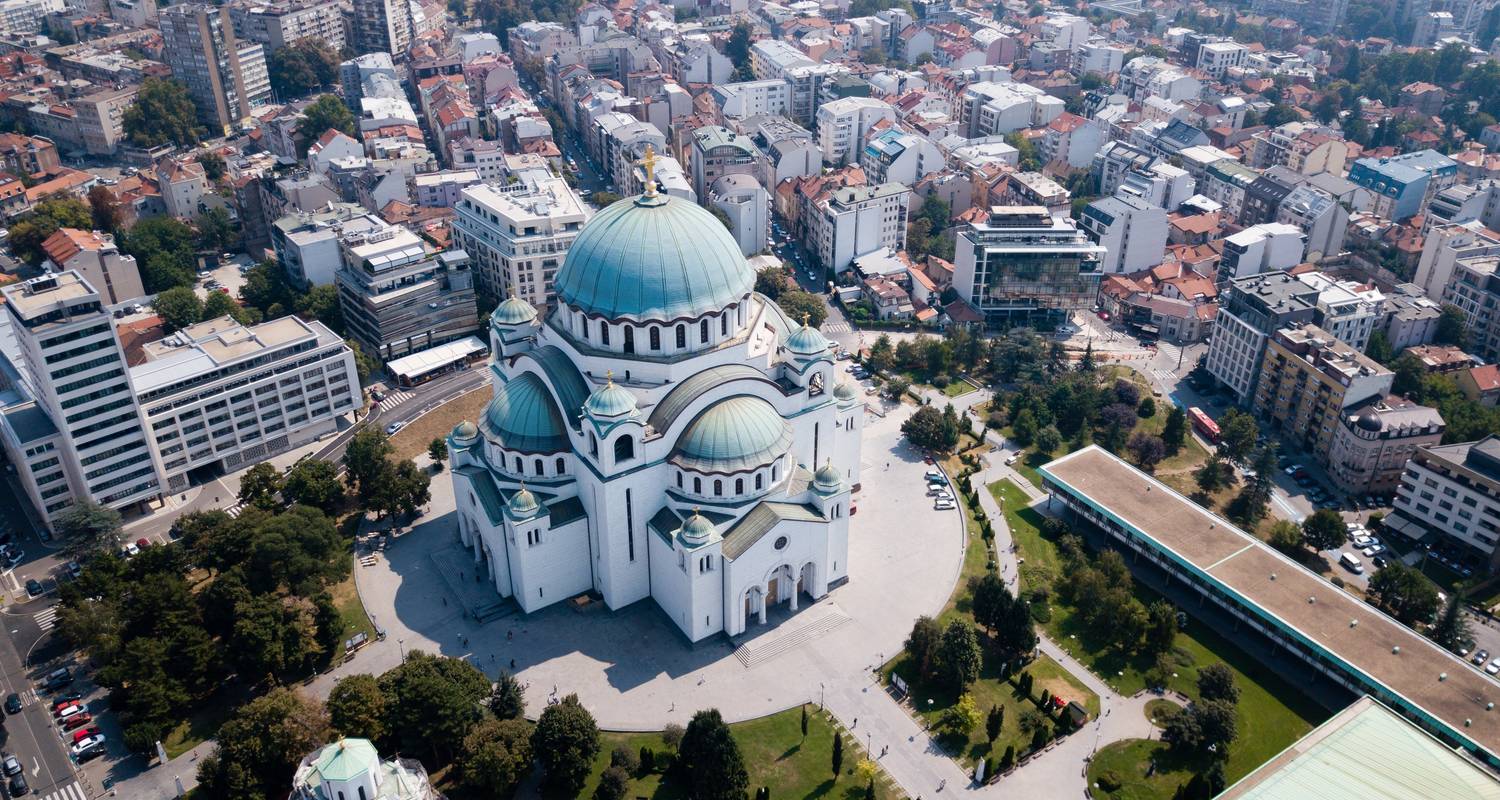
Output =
[
  {"x1": 553, "y1": 194, "x2": 752, "y2": 321},
  {"x1": 452, "y1": 419, "x2": 480, "y2": 444},
  {"x1": 482, "y1": 373, "x2": 569, "y2": 453},
  {"x1": 671, "y1": 395, "x2": 792, "y2": 473},
  {"x1": 492, "y1": 294, "x2": 538, "y2": 326}
]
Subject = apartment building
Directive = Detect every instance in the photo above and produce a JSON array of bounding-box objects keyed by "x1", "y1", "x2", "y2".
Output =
[
  {"x1": 689, "y1": 126, "x2": 759, "y2": 200},
  {"x1": 859, "y1": 128, "x2": 942, "y2": 187},
  {"x1": 957, "y1": 81, "x2": 1064, "y2": 137},
  {"x1": 1348, "y1": 150, "x2": 1458, "y2": 222},
  {"x1": 0, "y1": 273, "x2": 161, "y2": 528},
  {"x1": 227, "y1": 0, "x2": 346, "y2": 52},
  {"x1": 0, "y1": 0, "x2": 62, "y2": 34},
  {"x1": 1390, "y1": 437, "x2": 1500, "y2": 572},
  {"x1": 159, "y1": 4, "x2": 272, "y2": 136},
  {"x1": 1205, "y1": 271, "x2": 1320, "y2": 404},
  {"x1": 335, "y1": 216, "x2": 478, "y2": 360},
  {"x1": 21, "y1": 86, "x2": 136, "y2": 156},
  {"x1": 451, "y1": 175, "x2": 590, "y2": 306},
  {"x1": 1326, "y1": 394, "x2": 1445, "y2": 497},
  {"x1": 1293, "y1": 271, "x2": 1385, "y2": 352},
  {"x1": 807, "y1": 182, "x2": 911, "y2": 274},
  {"x1": 351, "y1": 0, "x2": 412, "y2": 57},
  {"x1": 712, "y1": 80, "x2": 790, "y2": 121},
  {"x1": 132, "y1": 316, "x2": 358, "y2": 492},
  {"x1": 1252, "y1": 323, "x2": 1394, "y2": 465},
  {"x1": 1220, "y1": 223, "x2": 1307, "y2": 283},
  {"x1": 1080, "y1": 195, "x2": 1169, "y2": 274},
  {"x1": 271, "y1": 202, "x2": 368, "y2": 288},
  {"x1": 952, "y1": 206, "x2": 1106, "y2": 328},
  {"x1": 39, "y1": 229, "x2": 144, "y2": 307},
  {"x1": 708, "y1": 173, "x2": 771, "y2": 259},
  {"x1": 1382, "y1": 283, "x2": 1444, "y2": 351},
  {"x1": 1195, "y1": 41, "x2": 1248, "y2": 79},
  {"x1": 815, "y1": 98, "x2": 895, "y2": 167},
  {"x1": 997, "y1": 172, "x2": 1070, "y2": 218}
]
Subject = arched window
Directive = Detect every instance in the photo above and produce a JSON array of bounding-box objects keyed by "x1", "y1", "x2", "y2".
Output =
[
  {"x1": 772, "y1": 463, "x2": 780, "y2": 480},
  {"x1": 614, "y1": 435, "x2": 634, "y2": 462},
  {"x1": 735, "y1": 478, "x2": 744, "y2": 494},
  {"x1": 676, "y1": 472, "x2": 683, "y2": 488},
  {"x1": 514, "y1": 456, "x2": 522, "y2": 473},
  {"x1": 700, "y1": 319, "x2": 710, "y2": 343},
  {"x1": 358, "y1": 789, "x2": 367, "y2": 800},
  {"x1": 694, "y1": 476, "x2": 702, "y2": 493},
  {"x1": 534, "y1": 458, "x2": 543, "y2": 475},
  {"x1": 755, "y1": 473, "x2": 763, "y2": 490},
  {"x1": 589, "y1": 433, "x2": 598, "y2": 456},
  {"x1": 675, "y1": 324, "x2": 686, "y2": 349},
  {"x1": 599, "y1": 320, "x2": 610, "y2": 345},
  {"x1": 623, "y1": 326, "x2": 634, "y2": 353},
  {"x1": 713, "y1": 479, "x2": 722, "y2": 495},
  {"x1": 649, "y1": 327, "x2": 661, "y2": 350},
  {"x1": 556, "y1": 457, "x2": 565, "y2": 473},
  {"x1": 720, "y1": 314, "x2": 728, "y2": 336}
]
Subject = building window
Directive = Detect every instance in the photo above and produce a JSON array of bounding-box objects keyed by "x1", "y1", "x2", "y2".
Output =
[
  {"x1": 714, "y1": 479, "x2": 722, "y2": 496},
  {"x1": 514, "y1": 456, "x2": 523, "y2": 473},
  {"x1": 676, "y1": 324, "x2": 686, "y2": 349},
  {"x1": 649, "y1": 327, "x2": 661, "y2": 350},
  {"x1": 624, "y1": 327, "x2": 634, "y2": 353},
  {"x1": 694, "y1": 476, "x2": 702, "y2": 493},
  {"x1": 534, "y1": 458, "x2": 544, "y2": 475},
  {"x1": 735, "y1": 478, "x2": 744, "y2": 494},
  {"x1": 600, "y1": 321, "x2": 610, "y2": 345},
  {"x1": 755, "y1": 473, "x2": 763, "y2": 490},
  {"x1": 677, "y1": 472, "x2": 683, "y2": 488},
  {"x1": 556, "y1": 457, "x2": 565, "y2": 473},
  {"x1": 721, "y1": 315, "x2": 728, "y2": 336},
  {"x1": 626, "y1": 488, "x2": 635, "y2": 561},
  {"x1": 614, "y1": 436, "x2": 634, "y2": 462},
  {"x1": 701, "y1": 319, "x2": 710, "y2": 343}
]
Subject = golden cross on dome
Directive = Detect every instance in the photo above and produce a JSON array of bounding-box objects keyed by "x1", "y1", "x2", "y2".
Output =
[
  {"x1": 605, "y1": 369, "x2": 614, "y2": 385},
  {"x1": 640, "y1": 144, "x2": 659, "y2": 198}
]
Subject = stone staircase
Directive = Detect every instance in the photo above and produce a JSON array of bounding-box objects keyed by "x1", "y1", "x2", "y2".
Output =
[{"x1": 733, "y1": 604, "x2": 851, "y2": 669}]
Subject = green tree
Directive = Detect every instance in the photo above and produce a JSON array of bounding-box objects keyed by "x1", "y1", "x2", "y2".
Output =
[
  {"x1": 939, "y1": 693, "x2": 982, "y2": 737},
  {"x1": 123, "y1": 215, "x2": 199, "y2": 292},
  {"x1": 294, "y1": 284, "x2": 342, "y2": 330},
  {"x1": 7, "y1": 197, "x2": 91, "y2": 265},
  {"x1": 591, "y1": 191, "x2": 623, "y2": 206},
  {"x1": 1267, "y1": 519, "x2": 1303, "y2": 556},
  {"x1": 1431, "y1": 591, "x2": 1473, "y2": 652},
  {"x1": 237, "y1": 462, "x2": 283, "y2": 510},
  {"x1": 867, "y1": 334, "x2": 894, "y2": 373},
  {"x1": 195, "y1": 688, "x2": 331, "y2": 799},
  {"x1": 490, "y1": 671, "x2": 526, "y2": 720},
  {"x1": 533, "y1": 693, "x2": 601, "y2": 797},
  {"x1": 1300, "y1": 509, "x2": 1346, "y2": 553},
  {"x1": 55, "y1": 500, "x2": 123, "y2": 558},
  {"x1": 204, "y1": 290, "x2": 252, "y2": 324},
  {"x1": 269, "y1": 38, "x2": 340, "y2": 98},
  {"x1": 88, "y1": 185, "x2": 121, "y2": 233},
  {"x1": 902, "y1": 405, "x2": 959, "y2": 451},
  {"x1": 1162, "y1": 405, "x2": 1187, "y2": 454},
  {"x1": 154, "y1": 286, "x2": 204, "y2": 332},
  {"x1": 1127, "y1": 433, "x2": 1167, "y2": 471},
  {"x1": 297, "y1": 94, "x2": 356, "y2": 155},
  {"x1": 1197, "y1": 663, "x2": 1239, "y2": 705},
  {"x1": 379, "y1": 651, "x2": 492, "y2": 761},
  {"x1": 327, "y1": 674, "x2": 387, "y2": 742},
  {"x1": 1367, "y1": 562, "x2": 1442, "y2": 626},
  {"x1": 1365, "y1": 328, "x2": 1394, "y2": 364},
  {"x1": 679, "y1": 708, "x2": 750, "y2": 800},
  {"x1": 1436, "y1": 304, "x2": 1470, "y2": 348},
  {"x1": 123, "y1": 78, "x2": 203, "y2": 148},
  {"x1": 1011, "y1": 407, "x2": 1038, "y2": 447},
  {"x1": 347, "y1": 339, "x2": 380, "y2": 382},
  {"x1": 777, "y1": 289, "x2": 827, "y2": 327},
  {"x1": 986, "y1": 704, "x2": 1004, "y2": 743},
  {"x1": 1034, "y1": 424, "x2": 1063, "y2": 455},
  {"x1": 725, "y1": 21, "x2": 753, "y2": 77},
  {"x1": 195, "y1": 206, "x2": 238, "y2": 253},
  {"x1": 197, "y1": 151, "x2": 226, "y2": 182},
  {"x1": 344, "y1": 428, "x2": 395, "y2": 501},
  {"x1": 831, "y1": 730, "x2": 844, "y2": 780},
  {"x1": 281, "y1": 459, "x2": 343, "y2": 513},
  {"x1": 904, "y1": 615, "x2": 942, "y2": 679},
  {"x1": 1216, "y1": 409, "x2": 1259, "y2": 466},
  {"x1": 1194, "y1": 453, "x2": 1232, "y2": 494},
  {"x1": 755, "y1": 267, "x2": 788, "y2": 299},
  {"x1": 428, "y1": 437, "x2": 448, "y2": 468},
  {"x1": 461, "y1": 717, "x2": 533, "y2": 797},
  {"x1": 937, "y1": 619, "x2": 982, "y2": 692},
  {"x1": 1144, "y1": 600, "x2": 1177, "y2": 657}
]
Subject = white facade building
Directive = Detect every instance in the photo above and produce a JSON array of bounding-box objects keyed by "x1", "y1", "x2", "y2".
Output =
[
  {"x1": 1221, "y1": 223, "x2": 1307, "y2": 281},
  {"x1": 709, "y1": 174, "x2": 771, "y2": 258},
  {"x1": 808, "y1": 182, "x2": 911, "y2": 274},
  {"x1": 1080, "y1": 195, "x2": 1170, "y2": 273},
  {"x1": 448, "y1": 187, "x2": 863, "y2": 643},
  {"x1": 815, "y1": 97, "x2": 896, "y2": 166},
  {"x1": 452, "y1": 175, "x2": 592, "y2": 307}
]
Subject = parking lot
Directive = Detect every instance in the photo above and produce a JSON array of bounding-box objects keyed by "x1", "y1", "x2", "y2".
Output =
[{"x1": 193, "y1": 253, "x2": 254, "y2": 304}]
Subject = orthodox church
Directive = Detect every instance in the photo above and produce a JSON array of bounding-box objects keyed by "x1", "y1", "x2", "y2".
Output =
[{"x1": 447, "y1": 164, "x2": 864, "y2": 642}]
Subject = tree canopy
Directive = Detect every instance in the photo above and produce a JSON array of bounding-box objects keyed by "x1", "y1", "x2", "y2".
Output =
[
  {"x1": 8, "y1": 197, "x2": 90, "y2": 265},
  {"x1": 533, "y1": 693, "x2": 601, "y2": 797},
  {"x1": 297, "y1": 95, "x2": 357, "y2": 156},
  {"x1": 269, "y1": 39, "x2": 340, "y2": 99},
  {"x1": 123, "y1": 78, "x2": 204, "y2": 148}
]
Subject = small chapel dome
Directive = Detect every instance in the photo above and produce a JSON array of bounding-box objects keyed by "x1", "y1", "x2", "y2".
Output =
[
  {"x1": 491, "y1": 294, "x2": 538, "y2": 326},
  {"x1": 833, "y1": 381, "x2": 858, "y2": 403},
  {"x1": 785, "y1": 318, "x2": 829, "y2": 356},
  {"x1": 452, "y1": 419, "x2": 479, "y2": 444},
  {"x1": 508, "y1": 484, "x2": 539, "y2": 515},
  {"x1": 814, "y1": 460, "x2": 843, "y2": 493},
  {"x1": 584, "y1": 373, "x2": 638, "y2": 418},
  {"x1": 681, "y1": 509, "x2": 717, "y2": 544}
]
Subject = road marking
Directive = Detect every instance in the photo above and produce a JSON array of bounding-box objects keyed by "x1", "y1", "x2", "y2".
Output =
[
  {"x1": 38, "y1": 782, "x2": 85, "y2": 800},
  {"x1": 33, "y1": 607, "x2": 57, "y2": 631},
  {"x1": 224, "y1": 502, "x2": 248, "y2": 519},
  {"x1": 377, "y1": 390, "x2": 414, "y2": 412}
]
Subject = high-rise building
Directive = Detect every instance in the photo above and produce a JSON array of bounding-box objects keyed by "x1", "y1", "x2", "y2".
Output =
[
  {"x1": 952, "y1": 206, "x2": 1106, "y2": 328},
  {"x1": 159, "y1": 4, "x2": 271, "y2": 136},
  {"x1": 351, "y1": 0, "x2": 412, "y2": 57},
  {"x1": 1391, "y1": 436, "x2": 1500, "y2": 573},
  {"x1": 1204, "y1": 271, "x2": 1319, "y2": 404},
  {"x1": 0, "y1": 272, "x2": 161, "y2": 528},
  {"x1": 1251, "y1": 324, "x2": 1394, "y2": 463},
  {"x1": 227, "y1": 0, "x2": 346, "y2": 53},
  {"x1": 451, "y1": 175, "x2": 591, "y2": 307}
]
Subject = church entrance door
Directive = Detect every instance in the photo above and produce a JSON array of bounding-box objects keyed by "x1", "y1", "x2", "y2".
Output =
[{"x1": 768, "y1": 577, "x2": 780, "y2": 604}]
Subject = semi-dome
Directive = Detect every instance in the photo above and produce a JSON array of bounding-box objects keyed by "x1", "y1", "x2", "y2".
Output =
[
  {"x1": 553, "y1": 194, "x2": 753, "y2": 321},
  {"x1": 482, "y1": 372, "x2": 569, "y2": 453},
  {"x1": 452, "y1": 419, "x2": 480, "y2": 444},
  {"x1": 681, "y1": 509, "x2": 716, "y2": 544},
  {"x1": 492, "y1": 294, "x2": 538, "y2": 326},
  {"x1": 584, "y1": 373, "x2": 637, "y2": 418},
  {"x1": 785, "y1": 318, "x2": 828, "y2": 356},
  {"x1": 671, "y1": 395, "x2": 792, "y2": 473},
  {"x1": 813, "y1": 460, "x2": 842, "y2": 493},
  {"x1": 508, "y1": 484, "x2": 539, "y2": 515}
]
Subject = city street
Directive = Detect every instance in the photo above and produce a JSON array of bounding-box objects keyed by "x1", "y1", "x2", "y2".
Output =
[{"x1": 0, "y1": 596, "x2": 87, "y2": 800}]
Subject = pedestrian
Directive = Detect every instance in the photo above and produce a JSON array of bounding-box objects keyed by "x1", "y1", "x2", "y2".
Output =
[
  {"x1": 938, "y1": 780, "x2": 946, "y2": 791},
  {"x1": 442, "y1": 597, "x2": 447, "y2": 606},
  {"x1": 853, "y1": 717, "x2": 858, "y2": 729},
  {"x1": 507, "y1": 629, "x2": 513, "y2": 641},
  {"x1": 510, "y1": 658, "x2": 516, "y2": 670}
]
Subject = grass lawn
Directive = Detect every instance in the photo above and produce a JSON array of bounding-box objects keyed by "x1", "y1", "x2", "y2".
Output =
[
  {"x1": 388, "y1": 386, "x2": 490, "y2": 461},
  {"x1": 577, "y1": 706, "x2": 901, "y2": 800},
  {"x1": 939, "y1": 497, "x2": 992, "y2": 626},
  {"x1": 161, "y1": 688, "x2": 240, "y2": 759},
  {"x1": 1144, "y1": 698, "x2": 1178, "y2": 726},
  {"x1": 329, "y1": 571, "x2": 376, "y2": 645},
  {"x1": 988, "y1": 480, "x2": 1060, "y2": 592},
  {"x1": 944, "y1": 380, "x2": 976, "y2": 398},
  {"x1": 1087, "y1": 738, "x2": 1200, "y2": 800}
]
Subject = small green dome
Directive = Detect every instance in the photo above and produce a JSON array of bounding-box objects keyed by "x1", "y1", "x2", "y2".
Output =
[
  {"x1": 309, "y1": 738, "x2": 379, "y2": 784},
  {"x1": 814, "y1": 460, "x2": 843, "y2": 493},
  {"x1": 584, "y1": 374, "x2": 637, "y2": 418},
  {"x1": 833, "y1": 381, "x2": 858, "y2": 402},
  {"x1": 785, "y1": 319, "x2": 828, "y2": 356},
  {"x1": 554, "y1": 194, "x2": 752, "y2": 321},
  {"x1": 492, "y1": 294, "x2": 538, "y2": 326},
  {"x1": 672, "y1": 396, "x2": 791, "y2": 472},
  {"x1": 452, "y1": 419, "x2": 479, "y2": 443},
  {"x1": 508, "y1": 484, "x2": 539, "y2": 515},
  {"x1": 482, "y1": 373, "x2": 569, "y2": 453},
  {"x1": 681, "y1": 509, "x2": 716, "y2": 543}
]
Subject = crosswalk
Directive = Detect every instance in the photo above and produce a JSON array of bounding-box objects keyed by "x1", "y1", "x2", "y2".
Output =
[
  {"x1": 376, "y1": 390, "x2": 414, "y2": 412},
  {"x1": 821, "y1": 320, "x2": 852, "y2": 335},
  {"x1": 33, "y1": 605, "x2": 58, "y2": 631},
  {"x1": 38, "y1": 782, "x2": 85, "y2": 800},
  {"x1": 224, "y1": 502, "x2": 248, "y2": 519},
  {"x1": 1151, "y1": 368, "x2": 1177, "y2": 386}
]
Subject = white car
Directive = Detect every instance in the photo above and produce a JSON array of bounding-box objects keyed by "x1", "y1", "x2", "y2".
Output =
[
  {"x1": 1487, "y1": 660, "x2": 1500, "y2": 676},
  {"x1": 1352, "y1": 535, "x2": 1376, "y2": 548},
  {"x1": 1361, "y1": 544, "x2": 1386, "y2": 557},
  {"x1": 1283, "y1": 464, "x2": 1303, "y2": 476},
  {"x1": 54, "y1": 703, "x2": 84, "y2": 721},
  {"x1": 70, "y1": 735, "x2": 104, "y2": 756},
  {"x1": 934, "y1": 499, "x2": 956, "y2": 510},
  {"x1": 120, "y1": 542, "x2": 139, "y2": 558}
]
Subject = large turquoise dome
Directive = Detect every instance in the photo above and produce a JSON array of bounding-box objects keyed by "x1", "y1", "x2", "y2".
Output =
[
  {"x1": 482, "y1": 372, "x2": 569, "y2": 453},
  {"x1": 553, "y1": 194, "x2": 753, "y2": 321},
  {"x1": 671, "y1": 395, "x2": 791, "y2": 473}
]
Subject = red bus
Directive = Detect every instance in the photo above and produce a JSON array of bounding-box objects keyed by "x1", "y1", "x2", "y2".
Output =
[{"x1": 1188, "y1": 407, "x2": 1219, "y2": 443}]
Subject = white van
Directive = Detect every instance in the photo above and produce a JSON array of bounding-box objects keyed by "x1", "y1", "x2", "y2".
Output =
[{"x1": 1339, "y1": 552, "x2": 1364, "y2": 574}]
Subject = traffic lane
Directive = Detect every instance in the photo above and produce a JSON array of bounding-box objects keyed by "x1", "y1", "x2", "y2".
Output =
[
  {"x1": 0, "y1": 606, "x2": 79, "y2": 795},
  {"x1": 316, "y1": 368, "x2": 488, "y2": 467}
]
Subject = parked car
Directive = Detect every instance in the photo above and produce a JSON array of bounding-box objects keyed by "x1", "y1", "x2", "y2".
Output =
[
  {"x1": 23, "y1": 580, "x2": 40, "y2": 597},
  {"x1": 1, "y1": 755, "x2": 19, "y2": 776},
  {"x1": 385, "y1": 421, "x2": 406, "y2": 435},
  {"x1": 120, "y1": 542, "x2": 139, "y2": 558},
  {"x1": 69, "y1": 735, "x2": 104, "y2": 756},
  {"x1": 1005, "y1": 454, "x2": 1019, "y2": 466},
  {"x1": 42, "y1": 667, "x2": 71, "y2": 692},
  {"x1": 75, "y1": 744, "x2": 105, "y2": 764},
  {"x1": 1283, "y1": 464, "x2": 1303, "y2": 476},
  {"x1": 9, "y1": 772, "x2": 28, "y2": 796},
  {"x1": 1372, "y1": 555, "x2": 1389, "y2": 569},
  {"x1": 1352, "y1": 535, "x2": 1376, "y2": 548},
  {"x1": 135, "y1": 537, "x2": 150, "y2": 550},
  {"x1": 934, "y1": 499, "x2": 956, "y2": 511},
  {"x1": 923, "y1": 470, "x2": 944, "y2": 482},
  {"x1": 1471, "y1": 650, "x2": 1488, "y2": 666},
  {"x1": 60, "y1": 712, "x2": 92, "y2": 731},
  {"x1": 70, "y1": 726, "x2": 101, "y2": 745},
  {"x1": 54, "y1": 703, "x2": 84, "y2": 722},
  {"x1": 51, "y1": 693, "x2": 82, "y2": 712},
  {"x1": 1487, "y1": 660, "x2": 1500, "y2": 676},
  {"x1": 3, "y1": 694, "x2": 19, "y2": 715},
  {"x1": 1361, "y1": 544, "x2": 1386, "y2": 557}
]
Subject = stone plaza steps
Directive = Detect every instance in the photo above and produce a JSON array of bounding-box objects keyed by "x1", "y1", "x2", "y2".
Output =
[{"x1": 733, "y1": 604, "x2": 851, "y2": 669}]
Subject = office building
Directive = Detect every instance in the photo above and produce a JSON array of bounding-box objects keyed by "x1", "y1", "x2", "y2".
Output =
[
  {"x1": 689, "y1": 126, "x2": 759, "y2": 200},
  {"x1": 1040, "y1": 445, "x2": 1500, "y2": 774},
  {"x1": 806, "y1": 182, "x2": 911, "y2": 275},
  {"x1": 159, "y1": 4, "x2": 271, "y2": 136},
  {"x1": 39, "y1": 229, "x2": 144, "y2": 307},
  {"x1": 227, "y1": 0, "x2": 345, "y2": 53},
  {"x1": 271, "y1": 203, "x2": 368, "y2": 289},
  {"x1": 452, "y1": 175, "x2": 590, "y2": 307},
  {"x1": 1390, "y1": 436, "x2": 1500, "y2": 573},
  {"x1": 953, "y1": 206, "x2": 1105, "y2": 328},
  {"x1": 351, "y1": 0, "x2": 412, "y2": 57},
  {"x1": 1080, "y1": 195, "x2": 1169, "y2": 274},
  {"x1": 0, "y1": 272, "x2": 161, "y2": 528},
  {"x1": 336, "y1": 215, "x2": 477, "y2": 360},
  {"x1": 1205, "y1": 271, "x2": 1319, "y2": 404},
  {"x1": 1251, "y1": 323, "x2": 1394, "y2": 466}
]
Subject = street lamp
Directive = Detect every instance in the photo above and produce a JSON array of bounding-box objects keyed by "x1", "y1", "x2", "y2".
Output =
[{"x1": 398, "y1": 639, "x2": 405, "y2": 662}]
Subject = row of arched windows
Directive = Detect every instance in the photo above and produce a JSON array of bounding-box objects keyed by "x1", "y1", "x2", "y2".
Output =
[
  {"x1": 569, "y1": 305, "x2": 745, "y2": 355},
  {"x1": 673, "y1": 462, "x2": 780, "y2": 500}
]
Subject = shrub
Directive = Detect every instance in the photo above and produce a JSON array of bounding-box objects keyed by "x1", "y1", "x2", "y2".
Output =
[
  {"x1": 932, "y1": 373, "x2": 951, "y2": 388},
  {"x1": 1098, "y1": 770, "x2": 1124, "y2": 791},
  {"x1": 1331, "y1": 576, "x2": 1345, "y2": 588},
  {"x1": 610, "y1": 745, "x2": 639, "y2": 774}
]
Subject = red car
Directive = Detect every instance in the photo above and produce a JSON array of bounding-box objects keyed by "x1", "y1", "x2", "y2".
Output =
[
  {"x1": 70, "y1": 726, "x2": 101, "y2": 744},
  {"x1": 61, "y1": 712, "x2": 93, "y2": 731},
  {"x1": 135, "y1": 538, "x2": 150, "y2": 549}
]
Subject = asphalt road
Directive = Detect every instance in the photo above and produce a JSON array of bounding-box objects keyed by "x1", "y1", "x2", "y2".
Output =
[{"x1": 0, "y1": 596, "x2": 83, "y2": 799}]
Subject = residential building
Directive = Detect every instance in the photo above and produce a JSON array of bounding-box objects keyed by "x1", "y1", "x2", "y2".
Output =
[
  {"x1": 271, "y1": 202, "x2": 367, "y2": 288},
  {"x1": 1196, "y1": 41, "x2": 1248, "y2": 79},
  {"x1": 351, "y1": 0, "x2": 412, "y2": 57},
  {"x1": 858, "y1": 128, "x2": 942, "y2": 186},
  {"x1": 708, "y1": 174, "x2": 770, "y2": 259},
  {"x1": 159, "y1": 4, "x2": 272, "y2": 136},
  {"x1": 689, "y1": 126, "x2": 759, "y2": 200},
  {"x1": 0, "y1": 272, "x2": 161, "y2": 528},
  {"x1": 411, "y1": 169, "x2": 480, "y2": 208},
  {"x1": 39, "y1": 229, "x2": 144, "y2": 306},
  {"x1": 996, "y1": 172, "x2": 1070, "y2": 218},
  {"x1": 1249, "y1": 0, "x2": 1350, "y2": 33},
  {"x1": 1391, "y1": 437, "x2": 1500, "y2": 572},
  {"x1": 1205, "y1": 271, "x2": 1319, "y2": 404},
  {"x1": 1414, "y1": 223, "x2": 1500, "y2": 362},
  {"x1": 227, "y1": 0, "x2": 346, "y2": 53},
  {"x1": 1220, "y1": 223, "x2": 1307, "y2": 283},
  {"x1": 957, "y1": 81, "x2": 1064, "y2": 137},
  {"x1": 1293, "y1": 271, "x2": 1385, "y2": 352},
  {"x1": 1277, "y1": 185, "x2": 1348, "y2": 261},
  {"x1": 1328, "y1": 393, "x2": 1446, "y2": 497},
  {"x1": 1080, "y1": 195, "x2": 1169, "y2": 274},
  {"x1": 0, "y1": 0, "x2": 62, "y2": 34},
  {"x1": 157, "y1": 159, "x2": 210, "y2": 219},
  {"x1": 806, "y1": 182, "x2": 911, "y2": 274},
  {"x1": 1381, "y1": 283, "x2": 1444, "y2": 351},
  {"x1": 1038, "y1": 113, "x2": 1104, "y2": 170},
  {"x1": 292, "y1": 738, "x2": 438, "y2": 800},
  {"x1": 132, "y1": 315, "x2": 358, "y2": 492},
  {"x1": 451, "y1": 174, "x2": 590, "y2": 307},
  {"x1": 507, "y1": 21, "x2": 575, "y2": 62},
  {"x1": 1098, "y1": 264, "x2": 1219, "y2": 343},
  {"x1": 815, "y1": 98, "x2": 895, "y2": 167},
  {"x1": 1093, "y1": 141, "x2": 1157, "y2": 197},
  {"x1": 1252, "y1": 324, "x2": 1393, "y2": 465},
  {"x1": 335, "y1": 215, "x2": 478, "y2": 360},
  {"x1": 1458, "y1": 364, "x2": 1500, "y2": 407},
  {"x1": 952, "y1": 206, "x2": 1105, "y2": 328},
  {"x1": 714, "y1": 80, "x2": 791, "y2": 121},
  {"x1": 1348, "y1": 150, "x2": 1458, "y2": 222},
  {"x1": 21, "y1": 86, "x2": 136, "y2": 156}
]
